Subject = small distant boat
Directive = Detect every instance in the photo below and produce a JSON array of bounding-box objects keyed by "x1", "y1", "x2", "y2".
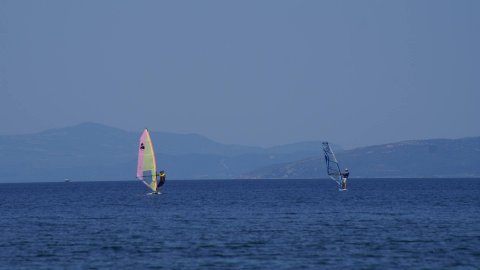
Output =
[
  {"x1": 322, "y1": 142, "x2": 348, "y2": 191},
  {"x1": 136, "y1": 129, "x2": 165, "y2": 194},
  {"x1": 64, "y1": 179, "x2": 71, "y2": 183}
]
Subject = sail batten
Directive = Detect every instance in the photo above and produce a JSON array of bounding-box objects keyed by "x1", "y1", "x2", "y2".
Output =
[{"x1": 137, "y1": 129, "x2": 157, "y2": 192}]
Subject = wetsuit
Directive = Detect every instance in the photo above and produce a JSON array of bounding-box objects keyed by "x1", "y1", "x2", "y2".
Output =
[
  {"x1": 156, "y1": 171, "x2": 166, "y2": 192},
  {"x1": 159, "y1": 174, "x2": 166, "y2": 187},
  {"x1": 340, "y1": 171, "x2": 349, "y2": 189}
]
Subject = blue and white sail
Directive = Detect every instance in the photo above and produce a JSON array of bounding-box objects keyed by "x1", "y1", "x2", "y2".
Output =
[{"x1": 322, "y1": 142, "x2": 342, "y2": 187}]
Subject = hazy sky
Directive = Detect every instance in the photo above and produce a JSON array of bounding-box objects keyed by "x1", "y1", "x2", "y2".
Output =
[{"x1": 1, "y1": 0, "x2": 479, "y2": 148}]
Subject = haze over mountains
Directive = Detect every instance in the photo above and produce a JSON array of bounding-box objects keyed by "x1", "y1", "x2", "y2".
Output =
[
  {"x1": 243, "y1": 137, "x2": 480, "y2": 179},
  {"x1": 0, "y1": 123, "x2": 327, "y2": 182},
  {"x1": 0, "y1": 122, "x2": 478, "y2": 183}
]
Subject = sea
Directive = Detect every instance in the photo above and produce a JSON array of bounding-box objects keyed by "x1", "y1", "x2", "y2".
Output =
[{"x1": 0, "y1": 179, "x2": 479, "y2": 269}]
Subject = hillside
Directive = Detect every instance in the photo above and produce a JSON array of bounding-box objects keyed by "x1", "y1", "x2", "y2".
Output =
[
  {"x1": 2, "y1": 123, "x2": 478, "y2": 182},
  {"x1": 0, "y1": 123, "x2": 326, "y2": 182},
  {"x1": 242, "y1": 137, "x2": 480, "y2": 178}
]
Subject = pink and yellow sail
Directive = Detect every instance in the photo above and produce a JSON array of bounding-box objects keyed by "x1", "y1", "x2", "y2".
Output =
[{"x1": 137, "y1": 129, "x2": 157, "y2": 191}]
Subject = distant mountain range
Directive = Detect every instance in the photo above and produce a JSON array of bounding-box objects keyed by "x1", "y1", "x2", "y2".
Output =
[
  {"x1": 0, "y1": 123, "x2": 478, "y2": 182},
  {"x1": 0, "y1": 123, "x2": 328, "y2": 182},
  {"x1": 242, "y1": 137, "x2": 480, "y2": 179}
]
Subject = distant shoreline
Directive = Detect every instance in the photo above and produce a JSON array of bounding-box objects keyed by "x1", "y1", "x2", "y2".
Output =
[{"x1": 1, "y1": 177, "x2": 480, "y2": 185}]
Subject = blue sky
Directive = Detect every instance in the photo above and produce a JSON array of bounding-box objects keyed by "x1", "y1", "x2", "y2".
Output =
[{"x1": 1, "y1": 0, "x2": 479, "y2": 148}]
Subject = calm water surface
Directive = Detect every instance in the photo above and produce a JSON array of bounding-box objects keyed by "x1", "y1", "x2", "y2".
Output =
[{"x1": 0, "y1": 179, "x2": 479, "y2": 269}]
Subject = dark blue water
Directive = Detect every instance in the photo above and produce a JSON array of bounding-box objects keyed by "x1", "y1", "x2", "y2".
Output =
[{"x1": 0, "y1": 179, "x2": 479, "y2": 269}]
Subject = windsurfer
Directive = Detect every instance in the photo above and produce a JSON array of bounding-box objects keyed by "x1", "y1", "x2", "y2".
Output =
[
  {"x1": 340, "y1": 168, "x2": 349, "y2": 189},
  {"x1": 155, "y1": 170, "x2": 166, "y2": 192}
]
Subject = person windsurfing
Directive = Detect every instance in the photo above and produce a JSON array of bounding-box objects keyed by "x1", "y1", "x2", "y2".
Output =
[
  {"x1": 340, "y1": 168, "x2": 349, "y2": 190},
  {"x1": 155, "y1": 170, "x2": 166, "y2": 193}
]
